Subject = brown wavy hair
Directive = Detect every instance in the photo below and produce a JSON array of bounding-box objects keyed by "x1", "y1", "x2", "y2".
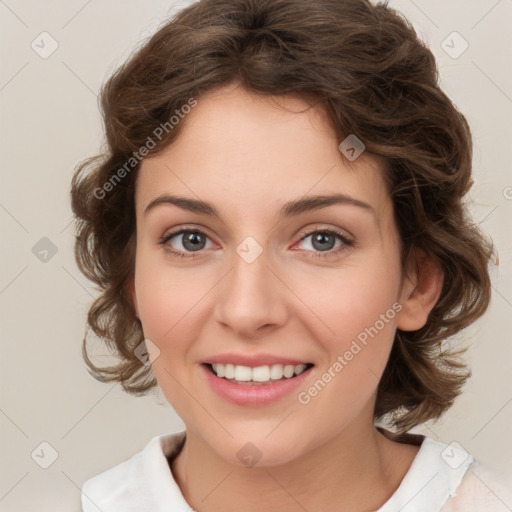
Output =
[{"x1": 71, "y1": 0, "x2": 494, "y2": 433}]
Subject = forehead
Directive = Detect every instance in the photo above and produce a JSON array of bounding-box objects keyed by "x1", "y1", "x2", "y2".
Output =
[{"x1": 136, "y1": 85, "x2": 390, "y2": 219}]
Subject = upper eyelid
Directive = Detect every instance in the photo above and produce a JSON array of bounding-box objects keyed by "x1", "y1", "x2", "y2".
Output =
[{"x1": 297, "y1": 225, "x2": 353, "y2": 240}]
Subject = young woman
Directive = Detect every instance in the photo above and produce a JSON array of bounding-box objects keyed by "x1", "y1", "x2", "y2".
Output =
[{"x1": 72, "y1": 0, "x2": 511, "y2": 510}]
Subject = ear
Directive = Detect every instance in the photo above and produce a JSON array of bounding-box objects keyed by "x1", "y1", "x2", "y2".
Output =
[
  {"x1": 396, "y1": 250, "x2": 444, "y2": 331},
  {"x1": 127, "y1": 278, "x2": 139, "y2": 319}
]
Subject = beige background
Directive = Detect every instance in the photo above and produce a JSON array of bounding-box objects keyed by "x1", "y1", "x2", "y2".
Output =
[{"x1": 1, "y1": 0, "x2": 511, "y2": 510}]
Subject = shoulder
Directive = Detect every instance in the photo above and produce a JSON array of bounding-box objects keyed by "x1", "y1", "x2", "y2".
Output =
[
  {"x1": 376, "y1": 433, "x2": 511, "y2": 512},
  {"x1": 442, "y1": 461, "x2": 512, "y2": 512}
]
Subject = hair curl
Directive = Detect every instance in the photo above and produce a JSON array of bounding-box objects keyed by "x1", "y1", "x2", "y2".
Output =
[{"x1": 71, "y1": 0, "x2": 494, "y2": 433}]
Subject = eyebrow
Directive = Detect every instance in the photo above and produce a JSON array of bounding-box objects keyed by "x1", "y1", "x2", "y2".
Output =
[{"x1": 144, "y1": 193, "x2": 375, "y2": 220}]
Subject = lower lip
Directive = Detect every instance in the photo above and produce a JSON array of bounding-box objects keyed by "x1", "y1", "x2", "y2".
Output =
[{"x1": 201, "y1": 364, "x2": 314, "y2": 406}]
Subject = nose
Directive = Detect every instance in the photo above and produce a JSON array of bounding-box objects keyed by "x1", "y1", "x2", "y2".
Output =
[{"x1": 213, "y1": 244, "x2": 288, "y2": 340}]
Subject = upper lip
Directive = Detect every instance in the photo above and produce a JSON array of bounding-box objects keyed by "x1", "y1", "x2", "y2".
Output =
[{"x1": 202, "y1": 353, "x2": 312, "y2": 367}]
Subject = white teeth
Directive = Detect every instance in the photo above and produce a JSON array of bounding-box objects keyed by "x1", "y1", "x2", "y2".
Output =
[
  {"x1": 269, "y1": 364, "x2": 284, "y2": 380},
  {"x1": 252, "y1": 365, "x2": 270, "y2": 382},
  {"x1": 213, "y1": 363, "x2": 225, "y2": 378},
  {"x1": 295, "y1": 363, "x2": 307, "y2": 375},
  {"x1": 224, "y1": 363, "x2": 235, "y2": 379},
  {"x1": 234, "y1": 365, "x2": 252, "y2": 381},
  {"x1": 210, "y1": 363, "x2": 309, "y2": 382},
  {"x1": 283, "y1": 365, "x2": 295, "y2": 378}
]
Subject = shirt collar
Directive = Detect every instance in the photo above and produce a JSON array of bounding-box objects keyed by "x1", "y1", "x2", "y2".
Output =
[
  {"x1": 376, "y1": 436, "x2": 474, "y2": 512},
  {"x1": 82, "y1": 431, "x2": 474, "y2": 512}
]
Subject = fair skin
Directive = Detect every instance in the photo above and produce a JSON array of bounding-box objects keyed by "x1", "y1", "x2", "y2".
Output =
[{"x1": 130, "y1": 83, "x2": 443, "y2": 511}]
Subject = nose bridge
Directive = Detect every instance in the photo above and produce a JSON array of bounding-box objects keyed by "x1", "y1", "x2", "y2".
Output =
[{"x1": 214, "y1": 237, "x2": 286, "y2": 336}]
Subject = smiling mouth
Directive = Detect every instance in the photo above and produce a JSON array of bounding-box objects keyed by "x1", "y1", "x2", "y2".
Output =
[{"x1": 204, "y1": 362, "x2": 314, "y2": 385}]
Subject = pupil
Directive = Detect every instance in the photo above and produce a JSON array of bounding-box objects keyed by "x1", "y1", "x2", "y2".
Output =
[{"x1": 183, "y1": 232, "x2": 204, "y2": 251}]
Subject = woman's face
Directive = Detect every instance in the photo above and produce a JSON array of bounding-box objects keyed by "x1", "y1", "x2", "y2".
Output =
[{"x1": 132, "y1": 84, "x2": 414, "y2": 466}]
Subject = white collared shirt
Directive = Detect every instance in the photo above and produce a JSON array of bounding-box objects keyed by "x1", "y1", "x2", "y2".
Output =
[{"x1": 81, "y1": 431, "x2": 512, "y2": 511}]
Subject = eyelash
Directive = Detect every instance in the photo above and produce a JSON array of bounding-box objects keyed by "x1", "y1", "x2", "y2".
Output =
[{"x1": 159, "y1": 226, "x2": 354, "y2": 260}]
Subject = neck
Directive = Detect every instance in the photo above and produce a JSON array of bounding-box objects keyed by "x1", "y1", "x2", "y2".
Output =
[{"x1": 170, "y1": 421, "x2": 420, "y2": 512}]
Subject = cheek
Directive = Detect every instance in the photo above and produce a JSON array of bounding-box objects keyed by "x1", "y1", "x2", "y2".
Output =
[
  {"x1": 295, "y1": 256, "x2": 401, "y2": 339},
  {"x1": 134, "y1": 244, "x2": 204, "y2": 340},
  {"x1": 291, "y1": 253, "x2": 401, "y2": 399},
  {"x1": 294, "y1": 276, "x2": 399, "y2": 426},
  {"x1": 133, "y1": 251, "x2": 219, "y2": 400},
  {"x1": 134, "y1": 258, "x2": 208, "y2": 414}
]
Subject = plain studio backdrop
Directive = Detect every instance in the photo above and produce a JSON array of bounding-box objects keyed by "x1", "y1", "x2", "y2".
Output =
[{"x1": 1, "y1": 1, "x2": 511, "y2": 510}]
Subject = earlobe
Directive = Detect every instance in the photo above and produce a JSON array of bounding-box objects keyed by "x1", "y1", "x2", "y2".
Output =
[{"x1": 396, "y1": 251, "x2": 444, "y2": 332}]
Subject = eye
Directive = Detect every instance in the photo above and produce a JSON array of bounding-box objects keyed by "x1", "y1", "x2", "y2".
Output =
[
  {"x1": 159, "y1": 225, "x2": 354, "y2": 260},
  {"x1": 159, "y1": 227, "x2": 214, "y2": 259},
  {"x1": 295, "y1": 227, "x2": 354, "y2": 259}
]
